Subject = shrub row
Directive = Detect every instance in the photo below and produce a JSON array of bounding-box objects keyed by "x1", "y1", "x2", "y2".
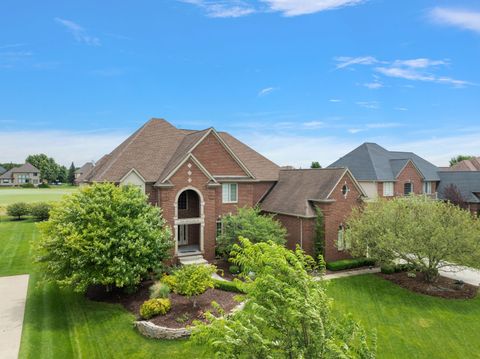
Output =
[
  {"x1": 6, "y1": 202, "x2": 52, "y2": 221},
  {"x1": 326, "y1": 257, "x2": 376, "y2": 271},
  {"x1": 381, "y1": 263, "x2": 417, "y2": 274},
  {"x1": 212, "y1": 278, "x2": 246, "y2": 293}
]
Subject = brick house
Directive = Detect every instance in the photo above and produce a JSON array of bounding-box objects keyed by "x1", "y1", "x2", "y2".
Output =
[
  {"x1": 328, "y1": 143, "x2": 440, "y2": 200},
  {"x1": 81, "y1": 119, "x2": 279, "y2": 262},
  {"x1": 0, "y1": 163, "x2": 41, "y2": 187},
  {"x1": 260, "y1": 168, "x2": 366, "y2": 261}
]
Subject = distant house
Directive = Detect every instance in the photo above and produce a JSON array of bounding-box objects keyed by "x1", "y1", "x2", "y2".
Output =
[
  {"x1": 0, "y1": 163, "x2": 41, "y2": 187},
  {"x1": 437, "y1": 171, "x2": 480, "y2": 216},
  {"x1": 328, "y1": 143, "x2": 440, "y2": 200},
  {"x1": 74, "y1": 162, "x2": 95, "y2": 185},
  {"x1": 0, "y1": 165, "x2": 6, "y2": 175},
  {"x1": 448, "y1": 157, "x2": 480, "y2": 171}
]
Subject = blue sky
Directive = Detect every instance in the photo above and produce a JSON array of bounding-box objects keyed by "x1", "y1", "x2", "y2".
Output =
[{"x1": 1, "y1": 0, "x2": 480, "y2": 167}]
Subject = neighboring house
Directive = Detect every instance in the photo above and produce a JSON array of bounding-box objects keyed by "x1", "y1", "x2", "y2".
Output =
[
  {"x1": 82, "y1": 118, "x2": 280, "y2": 262},
  {"x1": 0, "y1": 165, "x2": 6, "y2": 175},
  {"x1": 261, "y1": 168, "x2": 366, "y2": 261},
  {"x1": 437, "y1": 171, "x2": 480, "y2": 216},
  {"x1": 447, "y1": 157, "x2": 480, "y2": 171},
  {"x1": 74, "y1": 162, "x2": 95, "y2": 185},
  {"x1": 0, "y1": 163, "x2": 41, "y2": 187},
  {"x1": 328, "y1": 143, "x2": 440, "y2": 200}
]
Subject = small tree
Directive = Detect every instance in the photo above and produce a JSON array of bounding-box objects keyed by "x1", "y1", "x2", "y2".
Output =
[
  {"x1": 450, "y1": 155, "x2": 474, "y2": 167},
  {"x1": 7, "y1": 202, "x2": 29, "y2": 220},
  {"x1": 346, "y1": 195, "x2": 480, "y2": 282},
  {"x1": 68, "y1": 162, "x2": 76, "y2": 185},
  {"x1": 192, "y1": 238, "x2": 376, "y2": 358},
  {"x1": 216, "y1": 206, "x2": 287, "y2": 258},
  {"x1": 36, "y1": 183, "x2": 173, "y2": 293},
  {"x1": 314, "y1": 206, "x2": 325, "y2": 259},
  {"x1": 29, "y1": 202, "x2": 52, "y2": 221},
  {"x1": 442, "y1": 183, "x2": 467, "y2": 209},
  {"x1": 310, "y1": 161, "x2": 322, "y2": 168},
  {"x1": 173, "y1": 264, "x2": 216, "y2": 307}
]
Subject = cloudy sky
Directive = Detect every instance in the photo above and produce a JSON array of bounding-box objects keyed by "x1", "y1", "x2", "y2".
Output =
[{"x1": 1, "y1": 0, "x2": 479, "y2": 167}]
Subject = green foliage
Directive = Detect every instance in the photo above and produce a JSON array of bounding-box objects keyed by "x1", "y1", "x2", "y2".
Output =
[
  {"x1": 36, "y1": 183, "x2": 173, "y2": 293},
  {"x1": 212, "y1": 278, "x2": 246, "y2": 293},
  {"x1": 7, "y1": 202, "x2": 30, "y2": 220},
  {"x1": 68, "y1": 162, "x2": 76, "y2": 185},
  {"x1": 380, "y1": 264, "x2": 395, "y2": 274},
  {"x1": 346, "y1": 195, "x2": 480, "y2": 282},
  {"x1": 0, "y1": 162, "x2": 22, "y2": 171},
  {"x1": 149, "y1": 282, "x2": 170, "y2": 299},
  {"x1": 216, "y1": 206, "x2": 287, "y2": 258},
  {"x1": 449, "y1": 155, "x2": 474, "y2": 167},
  {"x1": 192, "y1": 238, "x2": 376, "y2": 358},
  {"x1": 310, "y1": 161, "x2": 322, "y2": 168},
  {"x1": 161, "y1": 274, "x2": 178, "y2": 292},
  {"x1": 140, "y1": 298, "x2": 171, "y2": 319},
  {"x1": 174, "y1": 264, "x2": 216, "y2": 307},
  {"x1": 326, "y1": 258, "x2": 376, "y2": 271},
  {"x1": 20, "y1": 183, "x2": 35, "y2": 188},
  {"x1": 228, "y1": 265, "x2": 240, "y2": 274},
  {"x1": 26, "y1": 154, "x2": 62, "y2": 182},
  {"x1": 29, "y1": 202, "x2": 52, "y2": 221},
  {"x1": 314, "y1": 206, "x2": 325, "y2": 258},
  {"x1": 38, "y1": 183, "x2": 50, "y2": 188},
  {"x1": 57, "y1": 165, "x2": 68, "y2": 183}
]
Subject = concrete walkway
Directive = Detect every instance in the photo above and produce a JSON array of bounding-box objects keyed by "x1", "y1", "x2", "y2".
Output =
[
  {"x1": 322, "y1": 267, "x2": 380, "y2": 280},
  {"x1": 0, "y1": 275, "x2": 29, "y2": 359},
  {"x1": 439, "y1": 266, "x2": 480, "y2": 286}
]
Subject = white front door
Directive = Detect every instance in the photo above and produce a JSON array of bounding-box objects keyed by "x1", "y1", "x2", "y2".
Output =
[{"x1": 178, "y1": 225, "x2": 188, "y2": 245}]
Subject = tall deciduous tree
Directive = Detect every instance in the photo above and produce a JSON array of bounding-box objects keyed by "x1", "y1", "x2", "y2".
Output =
[
  {"x1": 216, "y1": 206, "x2": 287, "y2": 258},
  {"x1": 26, "y1": 154, "x2": 60, "y2": 182},
  {"x1": 441, "y1": 184, "x2": 467, "y2": 209},
  {"x1": 346, "y1": 195, "x2": 480, "y2": 282},
  {"x1": 192, "y1": 238, "x2": 376, "y2": 358},
  {"x1": 36, "y1": 183, "x2": 173, "y2": 293},
  {"x1": 310, "y1": 161, "x2": 322, "y2": 168},
  {"x1": 68, "y1": 162, "x2": 76, "y2": 185}
]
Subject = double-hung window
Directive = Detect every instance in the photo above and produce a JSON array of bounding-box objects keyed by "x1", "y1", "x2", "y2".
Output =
[
  {"x1": 423, "y1": 182, "x2": 432, "y2": 194},
  {"x1": 383, "y1": 182, "x2": 394, "y2": 197},
  {"x1": 404, "y1": 182, "x2": 413, "y2": 195},
  {"x1": 222, "y1": 183, "x2": 238, "y2": 203}
]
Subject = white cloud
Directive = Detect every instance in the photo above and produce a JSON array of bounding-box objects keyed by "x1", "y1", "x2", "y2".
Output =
[
  {"x1": 261, "y1": 0, "x2": 366, "y2": 16},
  {"x1": 55, "y1": 18, "x2": 101, "y2": 46},
  {"x1": 180, "y1": 0, "x2": 256, "y2": 18},
  {"x1": 363, "y1": 81, "x2": 383, "y2": 89},
  {"x1": 394, "y1": 107, "x2": 408, "y2": 111},
  {"x1": 334, "y1": 56, "x2": 378, "y2": 69},
  {"x1": 429, "y1": 7, "x2": 480, "y2": 34},
  {"x1": 366, "y1": 122, "x2": 401, "y2": 129},
  {"x1": 258, "y1": 87, "x2": 276, "y2": 96},
  {"x1": 392, "y1": 58, "x2": 448, "y2": 68},
  {"x1": 0, "y1": 130, "x2": 128, "y2": 166},
  {"x1": 348, "y1": 128, "x2": 363, "y2": 134},
  {"x1": 302, "y1": 120, "x2": 325, "y2": 129},
  {"x1": 356, "y1": 101, "x2": 379, "y2": 109},
  {"x1": 329, "y1": 98, "x2": 342, "y2": 102}
]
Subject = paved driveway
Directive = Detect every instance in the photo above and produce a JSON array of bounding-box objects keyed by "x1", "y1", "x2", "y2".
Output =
[
  {"x1": 0, "y1": 275, "x2": 29, "y2": 359},
  {"x1": 439, "y1": 266, "x2": 480, "y2": 286}
]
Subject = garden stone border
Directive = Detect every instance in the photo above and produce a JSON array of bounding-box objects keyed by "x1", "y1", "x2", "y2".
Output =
[{"x1": 134, "y1": 301, "x2": 245, "y2": 340}]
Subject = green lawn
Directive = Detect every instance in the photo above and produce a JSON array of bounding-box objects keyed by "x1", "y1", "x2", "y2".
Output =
[
  {"x1": 0, "y1": 220, "x2": 207, "y2": 358},
  {"x1": 327, "y1": 275, "x2": 480, "y2": 358},
  {"x1": 0, "y1": 187, "x2": 79, "y2": 207}
]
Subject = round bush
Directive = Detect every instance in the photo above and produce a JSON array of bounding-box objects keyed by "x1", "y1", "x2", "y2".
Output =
[
  {"x1": 7, "y1": 202, "x2": 29, "y2": 220},
  {"x1": 140, "y1": 298, "x2": 171, "y2": 319},
  {"x1": 161, "y1": 274, "x2": 177, "y2": 292},
  {"x1": 228, "y1": 265, "x2": 240, "y2": 274},
  {"x1": 381, "y1": 264, "x2": 395, "y2": 274},
  {"x1": 38, "y1": 183, "x2": 50, "y2": 188},
  {"x1": 149, "y1": 282, "x2": 170, "y2": 299},
  {"x1": 20, "y1": 183, "x2": 35, "y2": 188},
  {"x1": 29, "y1": 202, "x2": 52, "y2": 221}
]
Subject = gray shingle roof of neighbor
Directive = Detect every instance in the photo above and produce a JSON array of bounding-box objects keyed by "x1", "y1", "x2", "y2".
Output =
[
  {"x1": 84, "y1": 118, "x2": 280, "y2": 184},
  {"x1": 0, "y1": 163, "x2": 40, "y2": 179},
  {"x1": 328, "y1": 142, "x2": 440, "y2": 181},
  {"x1": 437, "y1": 171, "x2": 480, "y2": 204},
  {"x1": 260, "y1": 168, "x2": 352, "y2": 217}
]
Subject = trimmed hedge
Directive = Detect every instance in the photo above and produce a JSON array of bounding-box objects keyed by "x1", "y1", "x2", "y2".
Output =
[
  {"x1": 326, "y1": 258, "x2": 376, "y2": 271},
  {"x1": 212, "y1": 278, "x2": 246, "y2": 293}
]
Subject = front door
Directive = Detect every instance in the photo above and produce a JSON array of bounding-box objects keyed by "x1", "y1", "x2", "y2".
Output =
[{"x1": 178, "y1": 224, "x2": 188, "y2": 246}]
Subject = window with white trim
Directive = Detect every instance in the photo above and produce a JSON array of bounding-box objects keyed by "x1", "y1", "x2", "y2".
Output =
[
  {"x1": 337, "y1": 225, "x2": 345, "y2": 251},
  {"x1": 222, "y1": 183, "x2": 238, "y2": 203},
  {"x1": 383, "y1": 182, "x2": 394, "y2": 197},
  {"x1": 423, "y1": 181, "x2": 432, "y2": 194},
  {"x1": 216, "y1": 220, "x2": 223, "y2": 240},
  {"x1": 404, "y1": 182, "x2": 413, "y2": 195}
]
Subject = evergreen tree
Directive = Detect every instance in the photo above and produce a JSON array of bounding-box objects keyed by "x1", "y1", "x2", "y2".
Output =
[{"x1": 68, "y1": 162, "x2": 76, "y2": 185}]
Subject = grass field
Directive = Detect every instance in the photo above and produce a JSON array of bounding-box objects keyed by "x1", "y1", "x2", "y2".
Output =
[
  {"x1": 0, "y1": 187, "x2": 78, "y2": 207},
  {"x1": 327, "y1": 275, "x2": 480, "y2": 358}
]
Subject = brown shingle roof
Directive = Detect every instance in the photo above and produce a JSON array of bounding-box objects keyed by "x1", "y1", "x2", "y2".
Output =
[
  {"x1": 0, "y1": 163, "x2": 40, "y2": 179},
  {"x1": 260, "y1": 168, "x2": 348, "y2": 217},
  {"x1": 85, "y1": 118, "x2": 279, "y2": 184},
  {"x1": 449, "y1": 157, "x2": 480, "y2": 171}
]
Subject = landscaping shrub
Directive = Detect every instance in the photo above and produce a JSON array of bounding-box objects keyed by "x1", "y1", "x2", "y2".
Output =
[
  {"x1": 326, "y1": 257, "x2": 375, "y2": 271},
  {"x1": 29, "y1": 202, "x2": 52, "y2": 221},
  {"x1": 7, "y1": 202, "x2": 30, "y2": 220},
  {"x1": 380, "y1": 264, "x2": 395, "y2": 274},
  {"x1": 174, "y1": 264, "x2": 216, "y2": 307},
  {"x1": 149, "y1": 282, "x2": 170, "y2": 299},
  {"x1": 395, "y1": 263, "x2": 416, "y2": 273},
  {"x1": 140, "y1": 298, "x2": 171, "y2": 319},
  {"x1": 212, "y1": 278, "x2": 246, "y2": 293},
  {"x1": 38, "y1": 183, "x2": 50, "y2": 188},
  {"x1": 161, "y1": 274, "x2": 177, "y2": 292},
  {"x1": 36, "y1": 183, "x2": 173, "y2": 293},
  {"x1": 20, "y1": 183, "x2": 35, "y2": 188},
  {"x1": 228, "y1": 265, "x2": 240, "y2": 275}
]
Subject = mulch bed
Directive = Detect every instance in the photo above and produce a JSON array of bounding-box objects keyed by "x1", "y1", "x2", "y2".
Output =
[
  {"x1": 378, "y1": 272, "x2": 478, "y2": 299},
  {"x1": 211, "y1": 258, "x2": 239, "y2": 281},
  {"x1": 87, "y1": 280, "x2": 240, "y2": 328}
]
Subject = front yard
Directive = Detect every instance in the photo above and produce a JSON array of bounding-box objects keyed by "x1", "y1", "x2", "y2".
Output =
[{"x1": 1, "y1": 219, "x2": 479, "y2": 358}]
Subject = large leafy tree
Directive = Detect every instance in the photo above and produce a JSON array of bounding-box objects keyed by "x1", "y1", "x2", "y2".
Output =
[
  {"x1": 26, "y1": 154, "x2": 61, "y2": 182},
  {"x1": 450, "y1": 155, "x2": 474, "y2": 167},
  {"x1": 310, "y1": 161, "x2": 322, "y2": 168},
  {"x1": 192, "y1": 238, "x2": 376, "y2": 358},
  {"x1": 346, "y1": 195, "x2": 480, "y2": 282},
  {"x1": 216, "y1": 206, "x2": 287, "y2": 258},
  {"x1": 36, "y1": 183, "x2": 173, "y2": 293}
]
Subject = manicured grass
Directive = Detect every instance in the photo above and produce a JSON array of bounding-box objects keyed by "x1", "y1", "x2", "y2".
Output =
[
  {"x1": 0, "y1": 220, "x2": 208, "y2": 358},
  {"x1": 0, "y1": 187, "x2": 78, "y2": 206},
  {"x1": 327, "y1": 274, "x2": 480, "y2": 358}
]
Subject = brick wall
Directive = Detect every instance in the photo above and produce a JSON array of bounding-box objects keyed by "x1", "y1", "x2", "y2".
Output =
[{"x1": 394, "y1": 161, "x2": 424, "y2": 196}]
